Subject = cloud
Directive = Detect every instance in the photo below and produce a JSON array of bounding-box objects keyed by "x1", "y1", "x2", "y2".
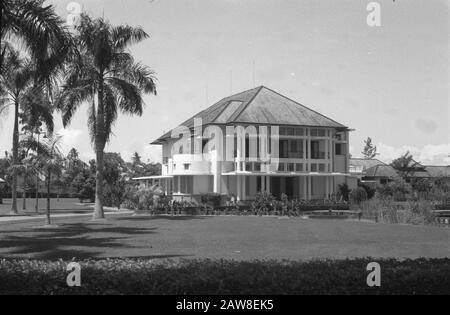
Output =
[
  {"x1": 415, "y1": 118, "x2": 438, "y2": 134},
  {"x1": 377, "y1": 142, "x2": 450, "y2": 165},
  {"x1": 81, "y1": 152, "x2": 95, "y2": 162},
  {"x1": 57, "y1": 128, "x2": 82, "y2": 154}
]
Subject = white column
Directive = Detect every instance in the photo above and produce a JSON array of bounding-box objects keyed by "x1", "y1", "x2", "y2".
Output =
[
  {"x1": 242, "y1": 175, "x2": 246, "y2": 200},
  {"x1": 261, "y1": 175, "x2": 265, "y2": 192},
  {"x1": 237, "y1": 175, "x2": 241, "y2": 201},
  {"x1": 307, "y1": 128, "x2": 311, "y2": 172},
  {"x1": 303, "y1": 176, "x2": 307, "y2": 199},
  {"x1": 308, "y1": 176, "x2": 312, "y2": 200},
  {"x1": 266, "y1": 176, "x2": 270, "y2": 194}
]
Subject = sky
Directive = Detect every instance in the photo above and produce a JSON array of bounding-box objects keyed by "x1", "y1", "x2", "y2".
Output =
[{"x1": 0, "y1": 0, "x2": 449, "y2": 165}]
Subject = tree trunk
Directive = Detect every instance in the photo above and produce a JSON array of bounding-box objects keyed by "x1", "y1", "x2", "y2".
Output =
[
  {"x1": 22, "y1": 171, "x2": 27, "y2": 210},
  {"x1": 93, "y1": 76, "x2": 105, "y2": 220},
  {"x1": 35, "y1": 172, "x2": 39, "y2": 213},
  {"x1": 22, "y1": 191, "x2": 26, "y2": 210},
  {"x1": 10, "y1": 99, "x2": 19, "y2": 214},
  {"x1": 46, "y1": 169, "x2": 51, "y2": 225}
]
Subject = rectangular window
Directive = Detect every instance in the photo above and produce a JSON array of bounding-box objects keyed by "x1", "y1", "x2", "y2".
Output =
[
  {"x1": 180, "y1": 176, "x2": 193, "y2": 194},
  {"x1": 278, "y1": 163, "x2": 285, "y2": 172},
  {"x1": 290, "y1": 140, "x2": 298, "y2": 153},
  {"x1": 319, "y1": 164, "x2": 325, "y2": 172},
  {"x1": 183, "y1": 164, "x2": 190, "y2": 170},
  {"x1": 295, "y1": 128, "x2": 304, "y2": 136},
  {"x1": 254, "y1": 162, "x2": 261, "y2": 171},
  {"x1": 311, "y1": 141, "x2": 320, "y2": 159},
  {"x1": 296, "y1": 163, "x2": 303, "y2": 172},
  {"x1": 311, "y1": 164, "x2": 317, "y2": 172},
  {"x1": 279, "y1": 140, "x2": 289, "y2": 158},
  {"x1": 287, "y1": 163, "x2": 295, "y2": 172},
  {"x1": 335, "y1": 143, "x2": 345, "y2": 155},
  {"x1": 173, "y1": 176, "x2": 179, "y2": 192}
]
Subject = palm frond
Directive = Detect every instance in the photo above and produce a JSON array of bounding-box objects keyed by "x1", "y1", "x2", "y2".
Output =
[
  {"x1": 103, "y1": 84, "x2": 118, "y2": 143},
  {"x1": 112, "y1": 25, "x2": 149, "y2": 51},
  {"x1": 87, "y1": 101, "x2": 96, "y2": 145},
  {"x1": 106, "y1": 77, "x2": 143, "y2": 116},
  {"x1": 58, "y1": 81, "x2": 94, "y2": 126}
]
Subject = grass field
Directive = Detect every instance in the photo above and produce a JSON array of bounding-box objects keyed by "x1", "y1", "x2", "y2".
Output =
[
  {"x1": 0, "y1": 198, "x2": 94, "y2": 216},
  {"x1": 0, "y1": 213, "x2": 448, "y2": 260}
]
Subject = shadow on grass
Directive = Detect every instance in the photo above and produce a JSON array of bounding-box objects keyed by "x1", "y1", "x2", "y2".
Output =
[
  {"x1": 0, "y1": 222, "x2": 189, "y2": 260},
  {"x1": 116, "y1": 215, "x2": 209, "y2": 221}
]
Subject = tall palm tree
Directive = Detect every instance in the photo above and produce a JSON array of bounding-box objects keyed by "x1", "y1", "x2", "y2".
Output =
[
  {"x1": 40, "y1": 134, "x2": 63, "y2": 225},
  {"x1": 1, "y1": 0, "x2": 71, "y2": 79},
  {"x1": 58, "y1": 14, "x2": 157, "y2": 219},
  {"x1": 0, "y1": 48, "x2": 54, "y2": 214}
]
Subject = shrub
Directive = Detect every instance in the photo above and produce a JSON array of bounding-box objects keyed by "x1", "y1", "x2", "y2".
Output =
[
  {"x1": 0, "y1": 258, "x2": 448, "y2": 295},
  {"x1": 135, "y1": 185, "x2": 164, "y2": 211},
  {"x1": 359, "y1": 183, "x2": 376, "y2": 199},
  {"x1": 200, "y1": 192, "x2": 222, "y2": 207},
  {"x1": 358, "y1": 195, "x2": 436, "y2": 225},
  {"x1": 251, "y1": 191, "x2": 276, "y2": 215},
  {"x1": 337, "y1": 183, "x2": 350, "y2": 201},
  {"x1": 349, "y1": 187, "x2": 367, "y2": 205}
]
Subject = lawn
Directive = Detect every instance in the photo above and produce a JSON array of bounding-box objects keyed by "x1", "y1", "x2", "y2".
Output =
[
  {"x1": 0, "y1": 214, "x2": 448, "y2": 260},
  {"x1": 0, "y1": 198, "x2": 94, "y2": 216}
]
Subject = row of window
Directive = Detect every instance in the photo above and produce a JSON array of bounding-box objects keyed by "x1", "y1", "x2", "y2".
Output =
[
  {"x1": 279, "y1": 127, "x2": 328, "y2": 137},
  {"x1": 239, "y1": 162, "x2": 327, "y2": 173},
  {"x1": 165, "y1": 144, "x2": 345, "y2": 169}
]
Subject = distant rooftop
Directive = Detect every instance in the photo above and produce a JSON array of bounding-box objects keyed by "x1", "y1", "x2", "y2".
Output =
[
  {"x1": 152, "y1": 86, "x2": 348, "y2": 144},
  {"x1": 349, "y1": 158, "x2": 386, "y2": 170}
]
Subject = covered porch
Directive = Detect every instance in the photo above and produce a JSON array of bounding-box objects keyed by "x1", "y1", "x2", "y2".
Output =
[
  {"x1": 132, "y1": 175, "x2": 173, "y2": 195},
  {"x1": 222, "y1": 173, "x2": 351, "y2": 201}
]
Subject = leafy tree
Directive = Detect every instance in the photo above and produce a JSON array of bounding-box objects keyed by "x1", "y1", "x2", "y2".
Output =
[
  {"x1": 58, "y1": 14, "x2": 157, "y2": 219},
  {"x1": 63, "y1": 147, "x2": 88, "y2": 196},
  {"x1": 361, "y1": 137, "x2": 377, "y2": 159},
  {"x1": 131, "y1": 152, "x2": 141, "y2": 165}
]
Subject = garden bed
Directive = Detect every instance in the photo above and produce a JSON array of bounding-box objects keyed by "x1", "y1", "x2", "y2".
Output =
[{"x1": 0, "y1": 258, "x2": 448, "y2": 294}]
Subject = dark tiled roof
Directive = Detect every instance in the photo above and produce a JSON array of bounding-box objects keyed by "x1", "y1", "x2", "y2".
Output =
[
  {"x1": 424, "y1": 166, "x2": 450, "y2": 178},
  {"x1": 364, "y1": 165, "x2": 399, "y2": 178},
  {"x1": 152, "y1": 86, "x2": 348, "y2": 144}
]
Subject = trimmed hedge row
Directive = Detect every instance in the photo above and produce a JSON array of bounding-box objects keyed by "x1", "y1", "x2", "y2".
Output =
[{"x1": 0, "y1": 258, "x2": 449, "y2": 295}]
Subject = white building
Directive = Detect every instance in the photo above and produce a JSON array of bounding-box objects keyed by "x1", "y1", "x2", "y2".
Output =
[{"x1": 139, "y1": 86, "x2": 357, "y2": 203}]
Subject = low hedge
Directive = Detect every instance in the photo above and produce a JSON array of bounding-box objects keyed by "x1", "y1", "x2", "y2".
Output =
[{"x1": 0, "y1": 258, "x2": 449, "y2": 295}]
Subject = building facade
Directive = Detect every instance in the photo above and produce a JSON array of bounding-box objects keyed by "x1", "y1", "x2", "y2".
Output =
[{"x1": 140, "y1": 86, "x2": 357, "y2": 203}]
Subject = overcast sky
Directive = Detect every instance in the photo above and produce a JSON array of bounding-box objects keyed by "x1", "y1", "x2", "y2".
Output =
[{"x1": 0, "y1": 0, "x2": 448, "y2": 165}]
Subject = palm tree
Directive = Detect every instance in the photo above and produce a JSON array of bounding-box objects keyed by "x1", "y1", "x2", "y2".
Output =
[
  {"x1": 41, "y1": 134, "x2": 63, "y2": 225},
  {"x1": 391, "y1": 151, "x2": 425, "y2": 179},
  {"x1": 58, "y1": 14, "x2": 157, "y2": 219},
  {"x1": 0, "y1": 48, "x2": 54, "y2": 214},
  {"x1": 1, "y1": 0, "x2": 71, "y2": 78}
]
